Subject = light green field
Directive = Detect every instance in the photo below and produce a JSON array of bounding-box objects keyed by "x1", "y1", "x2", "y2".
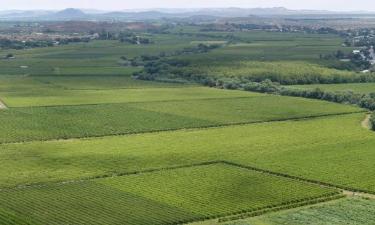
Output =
[
  {"x1": 0, "y1": 29, "x2": 373, "y2": 224},
  {"x1": 0, "y1": 113, "x2": 374, "y2": 193},
  {"x1": 131, "y1": 96, "x2": 362, "y2": 123},
  {"x1": 226, "y1": 197, "x2": 375, "y2": 225},
  {"x1": 0, "y1": 87, "x2": 261, "y2": 107},
  {"x1": 0, "y1": 163, "x2": 339, "y2": 225},
  {"x1": 291, "y1": 83, "x2": 375, "y2": 94},
  {"x1": 0, "y1": 95, "x2": 361, "y2": 143}
]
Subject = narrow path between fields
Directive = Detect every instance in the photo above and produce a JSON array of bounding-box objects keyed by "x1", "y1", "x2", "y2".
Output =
[
  {"x1": 343, "y1": 190, "x2": 375, "y2": 199},
  {"x1": 0, "y1": 99, "x2": 7, "y2": 110},
  {"x1": 362, "y1": 114, "x2": 371, "y2": 130}
]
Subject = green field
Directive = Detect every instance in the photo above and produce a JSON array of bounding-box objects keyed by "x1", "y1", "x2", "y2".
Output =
[
  {"x1": 0, "y1": 163, "x2": 339, "y2": 225},
  {"x1": 291, "y1": 83, "x2": 375, "y2": 94},
  {"x1": 0, "y1": 113, "x2": 374, "y2": 193},
  {"x1": 1, "y1": 27, "x2": 375, "y2": 224},
  {"x1": 0, "y1": 86, "x2": 260, "y2": 107},
  {"x1": 226, "y1": 197, "x2": 375, "y2": 225},
  {"x1": 0, "y1": 95, "x2": 361, "y2": 143}
]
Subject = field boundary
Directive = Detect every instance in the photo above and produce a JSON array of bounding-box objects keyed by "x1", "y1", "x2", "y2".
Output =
[{"x1": 0, "y1": 111, "x2": 364, "y2": 145}]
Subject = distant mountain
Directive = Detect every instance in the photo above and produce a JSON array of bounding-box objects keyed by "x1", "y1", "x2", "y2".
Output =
[
  {"x1": 48, "y1": 8, "x2": 87, "y2": 20},
  {"x1": 0, "y1": 7, "x2": 374, "y2": 21},
  {"x1": 100, "y1": 10, "x2": 170, "y2": 20}
]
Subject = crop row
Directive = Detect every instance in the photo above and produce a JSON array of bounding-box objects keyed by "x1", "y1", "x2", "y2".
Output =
[{"x1": 0, "y1": 163, "x2": 339, "y2": 225}]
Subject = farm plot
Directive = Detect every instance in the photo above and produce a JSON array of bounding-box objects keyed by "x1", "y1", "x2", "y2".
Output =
[
  {"x1": 131, "y1": 96, "x2": 362, "y2": 124},
  {"x1": 0, "y1": 103, "x2": 212, "y2": 143},
  {"x1": 0, "y1": 95, "x2": 361, "y2": 143},
  {"x1": 0, "y1": 113, "x2": 375, "y2": 192},
  {"x1": 0, "y1": 87, "x2": 261, "y2": 107},
  {"x1": 226, "y1": 197, "x2": 375, "y2": 225},
  {"x1": 0, "y1": 163, "x2": 339, "y2": 225}
]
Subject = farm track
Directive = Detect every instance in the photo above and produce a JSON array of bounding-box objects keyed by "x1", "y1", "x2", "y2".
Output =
[
  {"x1": 0, "y1": 110, "x2": 364, "y2": 145},
  {"x1": 0, "y1": 99, "x2": 7, "y2": 110},
  {"x1": 362, "y1": 114, "x2": 371, "y2": 129}
]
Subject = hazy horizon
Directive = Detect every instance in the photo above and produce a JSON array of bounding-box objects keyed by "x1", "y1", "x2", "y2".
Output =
[{"x1": 0, "y1": 0, "x2": 375, "y2": 12}]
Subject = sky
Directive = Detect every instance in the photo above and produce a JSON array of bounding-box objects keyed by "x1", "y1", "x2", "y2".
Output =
[{"x1": 0, "y1": 0, "x2": 374, "y2": 12}]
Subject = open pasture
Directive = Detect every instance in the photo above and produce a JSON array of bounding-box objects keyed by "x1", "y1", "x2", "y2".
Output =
[{"x1": 0, "y1": 163, "x2": 339, "y2": 225}]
